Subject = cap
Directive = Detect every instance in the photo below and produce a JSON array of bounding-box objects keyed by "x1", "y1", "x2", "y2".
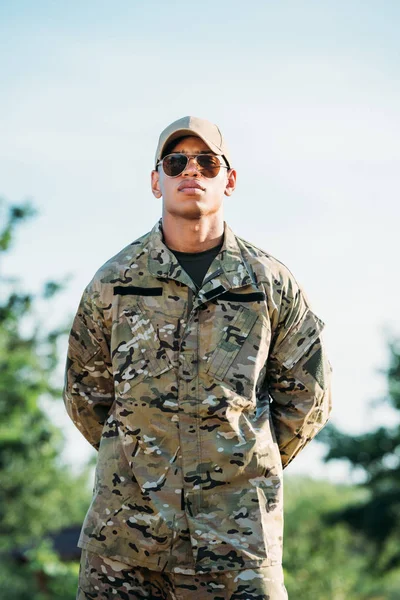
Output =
[{"x1": 154, "y1": 116, "x2": 231, "y2": 168}]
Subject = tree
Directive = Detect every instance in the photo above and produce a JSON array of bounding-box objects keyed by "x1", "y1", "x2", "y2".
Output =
[
  {"x1": 0, "y1": 199, "x2": 90, "y2": 599},
  {"x1": 282, "y1": 476, "x2": 400, "y2": 600},
  {"x1": 320, "y1": 341, "x2": 400, "y2": 579}
]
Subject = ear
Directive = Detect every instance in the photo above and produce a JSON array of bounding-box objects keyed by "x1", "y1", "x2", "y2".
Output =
[
  {"x1": 151, "y1": 169, "x2": 162, "y2": 199},
  {"x1": 224, "y1": 168, "x2": 237, "y2": 197}
]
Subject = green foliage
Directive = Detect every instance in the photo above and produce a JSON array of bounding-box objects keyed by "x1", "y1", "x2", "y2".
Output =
[
  {"x1": 0, "y1": 542, "x2": 79, "y2": 600},
  {"x1": 283, "y1": 476, "x2": 400, "y2": 599},
  {"x1": 320, "y1": 341, "x2": 400, "y2": 575},
  {"x1": 0, "y1": 199, "x2": 90, "y2": 597},
  {"x1": 0, "y1": 200, "x2": 36, "y2": 252}
]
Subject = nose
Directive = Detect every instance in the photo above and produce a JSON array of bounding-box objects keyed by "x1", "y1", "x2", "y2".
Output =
[{"x1": 182, "y1": 156, "x2": 201, "y2": 177}]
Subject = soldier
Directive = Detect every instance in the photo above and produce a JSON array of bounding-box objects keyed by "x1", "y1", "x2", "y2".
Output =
[{"x1": 64, "y1": 116, "x2": 332, "y2": 599}]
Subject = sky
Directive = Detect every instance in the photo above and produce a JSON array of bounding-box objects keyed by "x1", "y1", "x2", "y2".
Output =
[{"x1": 1, "y1": 0, "x2": 400, "y2": 482}]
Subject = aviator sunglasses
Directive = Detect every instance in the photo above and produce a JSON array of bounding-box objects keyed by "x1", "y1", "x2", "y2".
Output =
[{"x1": 157, "y1": 153, "x2": 229, "y2": 178}]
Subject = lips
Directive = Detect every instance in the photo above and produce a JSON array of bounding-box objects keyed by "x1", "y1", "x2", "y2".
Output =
[{"x1": 177, "y1": 180, "x2": 205, "y2": 191}]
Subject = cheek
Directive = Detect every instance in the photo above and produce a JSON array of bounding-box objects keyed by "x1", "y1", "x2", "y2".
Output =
[
  {"x1": 210, "y1": 176, "x2": 228, "y2": 200},
  {"x1": 159, "y1": 176, "x2": 174, "y2": 200}
]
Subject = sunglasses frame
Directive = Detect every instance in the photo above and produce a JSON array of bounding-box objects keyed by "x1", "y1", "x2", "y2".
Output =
[{"x1": 156, "y1": 153, "x2": 229, "y2": 178}]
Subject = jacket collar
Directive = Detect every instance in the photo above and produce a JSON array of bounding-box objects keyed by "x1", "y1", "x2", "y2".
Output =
[
  {"x1": 147, "y1": 219, "x2": 256, "y2": 302},
  {"x1": 147, "y1": 219, "x2": 196, "y2": 291}
]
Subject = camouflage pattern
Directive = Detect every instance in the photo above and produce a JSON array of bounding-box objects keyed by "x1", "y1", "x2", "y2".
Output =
[
  {"x1": 63, "y1": 219, "x2": 332, "y2": 575},
  {"x1": 77, "y1": 548, "x2": 288, "y2": 599}
]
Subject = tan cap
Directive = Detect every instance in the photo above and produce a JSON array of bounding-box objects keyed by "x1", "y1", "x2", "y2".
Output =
[{"x1": 154, "y1": 116, "x2": 231, "y2": 168}]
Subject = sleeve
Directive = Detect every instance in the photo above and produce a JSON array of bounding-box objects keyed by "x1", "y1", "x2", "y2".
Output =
[
  {"x1": 266, "y1": 277, "x2": 332, "y2": 469},
  {"x1": 63, "y1": 287, "x2": 115, "y2": 450}
]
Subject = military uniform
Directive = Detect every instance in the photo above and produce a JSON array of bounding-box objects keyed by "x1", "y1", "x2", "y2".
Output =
[
  {"x1": 77, "y1": 549, "x2": 288, "y2": 599},
  {"x1": 64, "y1": 218, "x2": 331, "y2": 589}
]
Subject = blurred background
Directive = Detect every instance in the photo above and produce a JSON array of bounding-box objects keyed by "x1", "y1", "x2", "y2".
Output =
[{"x1": 1, "y1": 1, "x2": 399, "y2": 598}]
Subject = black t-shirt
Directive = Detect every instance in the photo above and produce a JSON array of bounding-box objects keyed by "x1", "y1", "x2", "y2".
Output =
[{"x1": 168, "y1": 239, "x2": 223, "y2": 289}]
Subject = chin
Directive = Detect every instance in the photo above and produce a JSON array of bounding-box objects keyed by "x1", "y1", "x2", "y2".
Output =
[
  {"x1": 177, "y1": 207, "x2": 207, "y2": 219},
  {"x1": 165, "y1": 200, "x2": 221, "y2": 220}
]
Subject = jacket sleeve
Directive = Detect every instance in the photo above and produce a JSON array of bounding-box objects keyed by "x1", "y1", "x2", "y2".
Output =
[
  {"x1": 266, "y1": 278, "x2": 332, "y2": 469},
  {"x1": 63, "y1": 287, "x2": 114, "y2": 450}
]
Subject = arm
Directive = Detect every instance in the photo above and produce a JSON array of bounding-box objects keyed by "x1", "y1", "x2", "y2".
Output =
[
  {"x1": 63, "y1": 287, "x2": 114, "y2": 450},
  {"x1": 266, "y1": 278, "x2": 332, "y2": 469}
]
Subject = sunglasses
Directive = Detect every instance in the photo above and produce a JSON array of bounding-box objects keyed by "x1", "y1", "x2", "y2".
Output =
[{"x1": 157, "y1": 153, "x2": 229, "y2": 178}]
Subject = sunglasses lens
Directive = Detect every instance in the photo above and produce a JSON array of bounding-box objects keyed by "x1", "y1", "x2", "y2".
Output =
[
  {"x1": 196, "y1": 155, "x2": 221, "y2": 178},
  {"x1": 162, "y1": 154, "x2": 188, "y2": 177},
  {"x1": 162, "y1": 154, "x2": 223, "y2": 178}
]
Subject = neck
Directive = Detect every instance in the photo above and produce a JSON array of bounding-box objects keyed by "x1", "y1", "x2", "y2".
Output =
[{"x1": 161, "y1": 213, "x2": 224, "y2": 252}]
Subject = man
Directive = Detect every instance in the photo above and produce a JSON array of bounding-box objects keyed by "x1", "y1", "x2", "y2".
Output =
[{"x1": 64, "y1": 116, "x2": 332, "y2": 599}]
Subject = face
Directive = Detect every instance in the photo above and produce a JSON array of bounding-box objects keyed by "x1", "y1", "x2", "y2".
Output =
[{"x1": 151, "y1": 136, "x2": 236, "y2": 220}]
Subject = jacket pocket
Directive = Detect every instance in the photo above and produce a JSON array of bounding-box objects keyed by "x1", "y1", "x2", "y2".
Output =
[
  {"x1": 193, "y1": 482, "x2": 283, "y2": 570},
  {"x1": 80, "y1": 489, "x2": 174, "y2": 558},
  {"x1": 205, "y1": 306, "x2": 258, "y2": 380},
  {"x1": 113, "y1": 299, "x2": 172, "y2": 393}
]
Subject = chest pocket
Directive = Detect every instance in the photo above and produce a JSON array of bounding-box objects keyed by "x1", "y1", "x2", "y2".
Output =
[
  {"x1": 113, "y1": 298, "x2": 172, "y2": 393},
  {"x1": 205, "y1": 305, "x2": 259, "y2": 388}
]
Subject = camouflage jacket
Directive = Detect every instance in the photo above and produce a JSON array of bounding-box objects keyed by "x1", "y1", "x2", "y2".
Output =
[{"x1": 63, "y1": 219, "x2": 332, "y2": 574}]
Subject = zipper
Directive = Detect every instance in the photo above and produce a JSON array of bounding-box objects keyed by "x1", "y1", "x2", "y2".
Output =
[
  {"x1": 186, "y1": 287, "x2": 194, "y2": 321},
  {"x1": 167, "y1": 513, "x2": 176, "y2": 570}
]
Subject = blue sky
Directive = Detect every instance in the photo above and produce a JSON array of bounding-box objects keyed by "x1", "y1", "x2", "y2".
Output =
[{"x1": 1, "y1": 1, "x2": 400, "y2": 480}]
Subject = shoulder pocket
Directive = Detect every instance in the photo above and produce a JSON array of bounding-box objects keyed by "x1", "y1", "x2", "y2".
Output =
[
  {"x1": 69, "y1": 315, "x2": 101, "y2": 365},
  {"x1": 274, "y1": 309, "x2": 324, "y2": 370}
]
